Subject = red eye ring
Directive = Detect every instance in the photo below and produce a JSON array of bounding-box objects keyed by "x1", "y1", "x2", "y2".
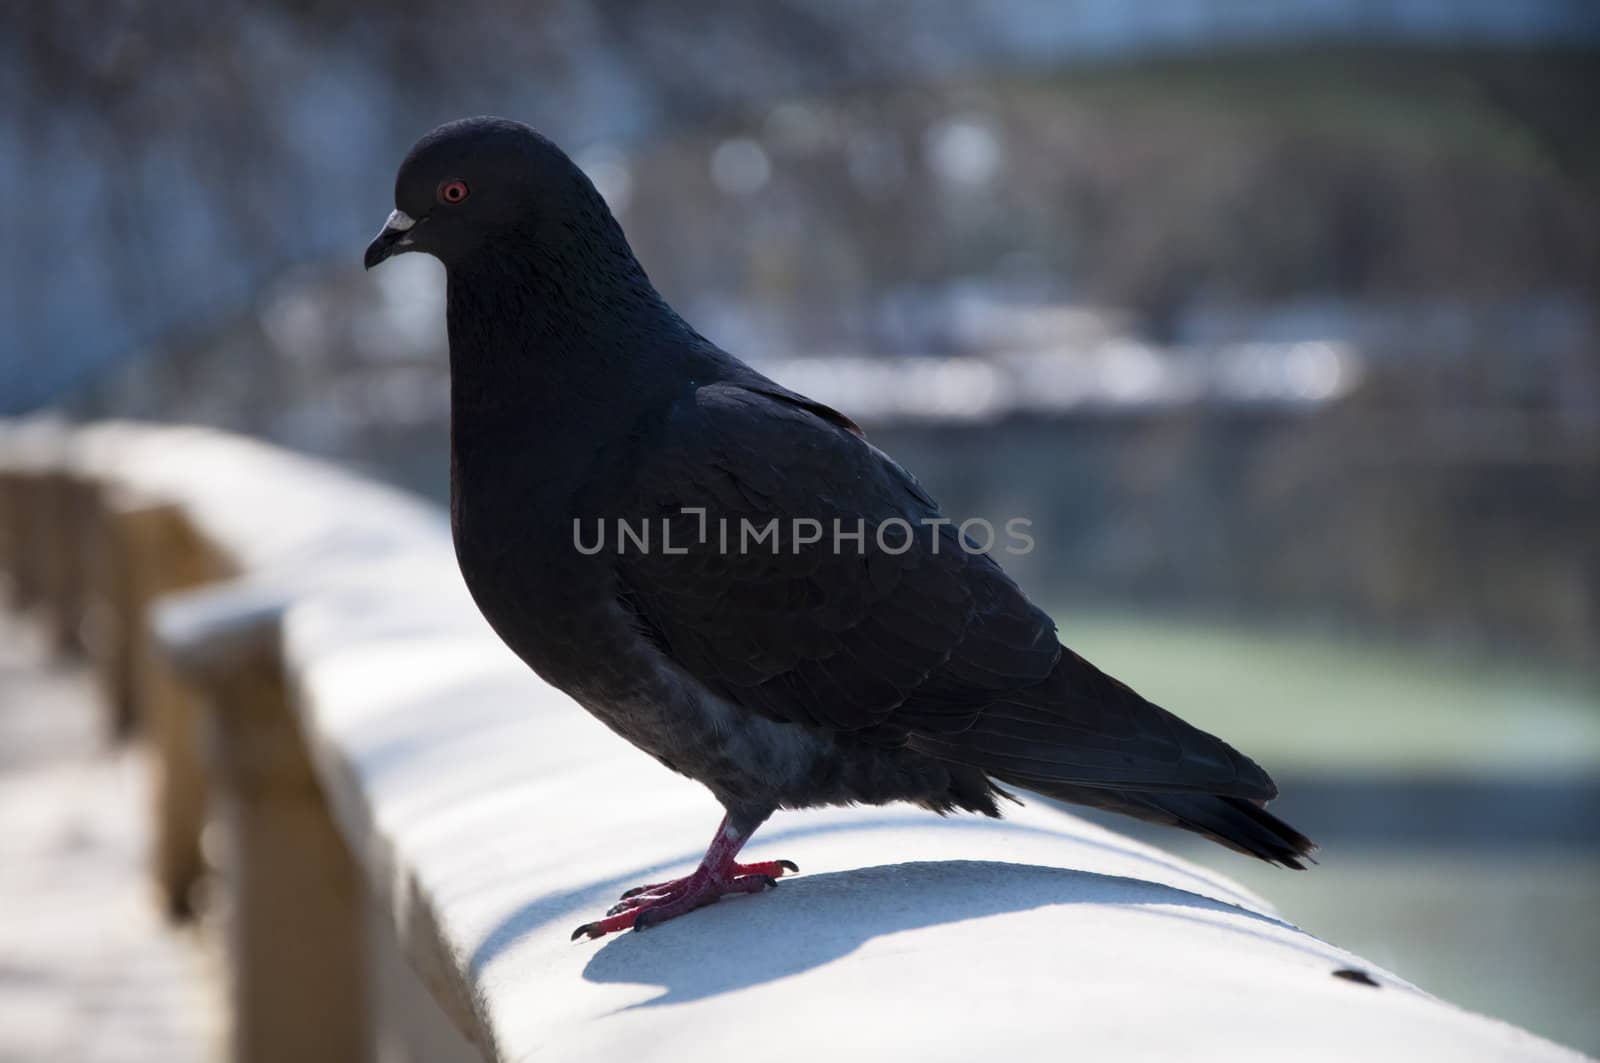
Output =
[{"x1": 437, "y1": 179, "x2": 470, "y2": 205}]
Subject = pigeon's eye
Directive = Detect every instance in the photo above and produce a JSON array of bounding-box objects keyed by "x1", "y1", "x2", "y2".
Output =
[{"x1": 437, "y1": 179, "x2": 470, "y2": 205}]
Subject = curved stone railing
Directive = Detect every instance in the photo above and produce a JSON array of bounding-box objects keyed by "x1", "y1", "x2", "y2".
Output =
[{"x1": 0, "y1": 418, "x2": 1583, "y2": 1063}]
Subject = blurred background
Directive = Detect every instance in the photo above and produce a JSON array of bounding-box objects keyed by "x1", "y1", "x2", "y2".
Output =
[{"x1": 2, "y1": 0, "x2": 1597, "y2": 1057}]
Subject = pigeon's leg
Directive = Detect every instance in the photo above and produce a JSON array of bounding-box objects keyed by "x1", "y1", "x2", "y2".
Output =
[{"x1": 571, "y1": 811, "x2": 796, "y2": 941}]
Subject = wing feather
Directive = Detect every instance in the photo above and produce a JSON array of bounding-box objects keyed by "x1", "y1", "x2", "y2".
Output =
[{"x1": 613, "y1": 378, "x2": 1275, "y2": 800}]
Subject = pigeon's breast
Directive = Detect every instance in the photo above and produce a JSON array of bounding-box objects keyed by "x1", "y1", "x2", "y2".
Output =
[{"x1": 448, "y1": 525, "x2": 831, "y2": 805}]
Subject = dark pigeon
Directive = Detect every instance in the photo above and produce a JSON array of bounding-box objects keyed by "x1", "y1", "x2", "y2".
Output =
[{"x1": 365, "y1": 117, "x2": 1316, "y2": 941}]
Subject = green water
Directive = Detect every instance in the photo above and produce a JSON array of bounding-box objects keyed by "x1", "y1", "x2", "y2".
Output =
[{"x1": 1051, "y1": 609, "x2": 1600, "y2": 1055}]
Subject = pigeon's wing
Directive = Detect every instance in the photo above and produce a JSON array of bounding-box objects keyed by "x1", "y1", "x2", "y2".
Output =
[
  {"x1": 611, "y1": 379, "x2": 1275, "y2": 797},
  {"x1": 609, "y1": 379, "x2": 1057, "y2": 742}
]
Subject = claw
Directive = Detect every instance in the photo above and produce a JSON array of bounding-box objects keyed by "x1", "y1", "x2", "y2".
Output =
[{"x1": 575, "y1": 814, "x2": 795, "y2": 941}]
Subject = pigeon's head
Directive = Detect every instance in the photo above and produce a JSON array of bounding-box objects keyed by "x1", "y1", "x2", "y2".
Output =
[{"x1": 364, "y1": 116, "x2": 606, "y2": 271}]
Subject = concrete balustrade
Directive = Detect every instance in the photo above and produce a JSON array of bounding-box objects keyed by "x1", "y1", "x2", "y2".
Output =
[{"x1": 0, "y1": 418, "x2": 1585, "y2": 1063}]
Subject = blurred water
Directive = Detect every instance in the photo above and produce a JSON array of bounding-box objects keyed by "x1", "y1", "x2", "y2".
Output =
[{"x1": 1054, "y1": 609, "x2": 1600, "y2": 1056}]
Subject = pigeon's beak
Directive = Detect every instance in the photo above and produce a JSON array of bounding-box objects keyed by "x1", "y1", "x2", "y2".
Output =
[{"x1": 364, "y1": 209, "x2": 418, "y2": 270}]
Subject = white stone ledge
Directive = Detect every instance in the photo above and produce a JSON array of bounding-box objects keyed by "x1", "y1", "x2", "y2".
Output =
[{"x1": 1, "y1": 419, "x2": 1585, "y2": 1063}]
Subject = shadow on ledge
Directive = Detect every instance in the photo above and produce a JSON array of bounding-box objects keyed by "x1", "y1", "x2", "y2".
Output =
[
  {"x1": 467, "y1": 814, "x2": 1270, "y2": 983},
  {"x1": 580, "y1": 859, "x2": 1324, "y2": 1008}
]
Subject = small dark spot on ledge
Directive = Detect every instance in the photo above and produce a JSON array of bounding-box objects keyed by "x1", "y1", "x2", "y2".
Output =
[{"x1": 1332, "y1": 967, "x2": 1380, "y2": 987}]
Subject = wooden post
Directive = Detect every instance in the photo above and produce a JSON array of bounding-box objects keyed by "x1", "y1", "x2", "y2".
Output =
[
  {"x1": 205, "y1": 641, "x2": 371, "y2": 1063},
  {"x1": 6, "y1": 471, "x2": 46, "y2": 611},
  {"x1": 0, "y1": 469, "x2": 19, "y2": 603},
  {"x1": 78, "y1": 487, "x2": 141, "y2": 738},
  {"x1": 117, "y1": 501, "x2": 229, "y2": 917},
  {"x1": 40, "y1": 472, "x2": 93, "y2": 655}
]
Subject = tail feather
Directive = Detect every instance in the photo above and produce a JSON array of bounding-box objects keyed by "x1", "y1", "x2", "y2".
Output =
[
  {"x1": 989, "y1": 777, "x2": 1317, "y2": 868},
  {"x1": 912, "y1": 644, "x2": 1318, "y2": 868},
  {"x1": 1130, "y1": 791, "x2": 1317, "y2": 869}
]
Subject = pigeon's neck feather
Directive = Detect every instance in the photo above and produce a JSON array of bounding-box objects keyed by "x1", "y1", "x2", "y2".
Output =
[
  {"x1": 450, "y1": 237, "x2": 688, "y2": 384},
  {"x1": 443, "y1": 239, "x2": 700, "y2": 506}
]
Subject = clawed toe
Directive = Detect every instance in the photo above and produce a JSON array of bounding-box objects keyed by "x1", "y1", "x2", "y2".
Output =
[
  {"x1": 575, "y1": 859, "x2": 796, "y2": 942},
  {"x1": 618, "y1": 881, "x2": 661, "y2": 901},
  {"x1": 606, "y1": 892, "x2": 662, "y2": 917}
]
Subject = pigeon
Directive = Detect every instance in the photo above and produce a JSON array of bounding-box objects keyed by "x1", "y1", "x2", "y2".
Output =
[{"x1": 364, "y1": 117, "x2": 1316, "y2": 941}]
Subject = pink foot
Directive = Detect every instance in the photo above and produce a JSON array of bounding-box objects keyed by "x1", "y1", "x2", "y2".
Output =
[{"x1": 571, "y1": 858, "x2": 797, "y2": 941}]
